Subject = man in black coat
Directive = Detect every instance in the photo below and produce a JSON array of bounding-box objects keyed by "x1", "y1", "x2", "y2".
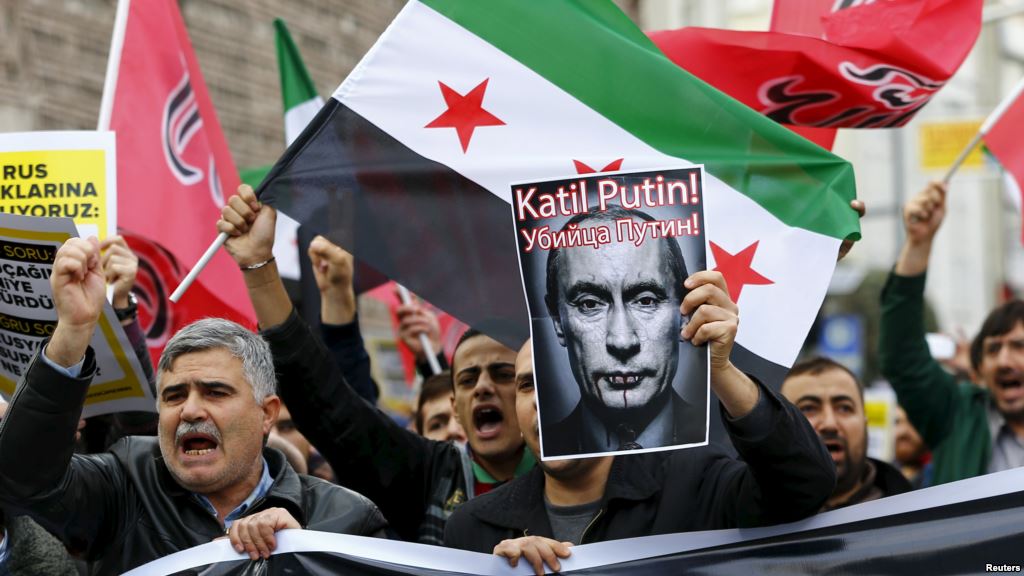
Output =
[
  {"x1": 0, "y1": 237, "x2": 387, "y2": 575},
  {"x1": 443, "y1": 271, "x2": 835, "y2": 575},
  {"x1": 781, "y1": 356, "x2": 912, "y2": 510}
]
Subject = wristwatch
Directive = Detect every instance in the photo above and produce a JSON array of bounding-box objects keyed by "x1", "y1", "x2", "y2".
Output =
[{"x1": 114, "y1": 293, "x2": 138, "y2": 322}]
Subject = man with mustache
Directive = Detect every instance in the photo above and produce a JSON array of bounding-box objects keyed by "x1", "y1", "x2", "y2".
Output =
[
  {"x1": 881, "y1": 182, "x2": 1024, "y2": 484},
  {"x1": 781, "y1": 357, "x2": 911, "y2": 510},
  {"x1": 0, "y1": 237, "x2": 387, "y2": 575}
]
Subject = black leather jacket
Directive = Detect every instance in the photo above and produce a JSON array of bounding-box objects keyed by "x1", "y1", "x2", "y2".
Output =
[
  {"x1": 263, "y1": 311, "x2": 475, "y2": 545},
  {"x1": 0, "y1": 347, "x2": 387, "y2": 575},
  {"x1": 444, "y1": 386, "x2": 836, "y2": 552}
]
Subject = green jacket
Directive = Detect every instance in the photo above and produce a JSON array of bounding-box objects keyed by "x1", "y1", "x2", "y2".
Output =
[{"x1": 879, "y1": 271, "x2": 991, "y2": 485}]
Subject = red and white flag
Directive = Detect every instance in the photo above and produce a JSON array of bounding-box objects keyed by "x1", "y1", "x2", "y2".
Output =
[
  {"x1": 982, "y1": 78, "x2": 1024, "y2": 243},
  {"x1": 650, "y1": 0, "x2": 982, "y2": 140},
  {"x1": 98, "y1": 0, "x2": 255, "y2": 358}
]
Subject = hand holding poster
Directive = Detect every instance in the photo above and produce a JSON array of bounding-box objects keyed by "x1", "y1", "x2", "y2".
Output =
[
  {"x1": 0, "y1": 213, "x2": 153, "y2": 417},
  {"x1": 513, "y1": 167, "x2": 709, "y2": 459},
  {"x1": 0, "y1": 131, "x2": 117, "y2": 240}
]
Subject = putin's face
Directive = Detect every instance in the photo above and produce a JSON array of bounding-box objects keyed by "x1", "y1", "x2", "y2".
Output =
[{"x1": 551, "y1": 226, "x2": 681, "y2": 418}]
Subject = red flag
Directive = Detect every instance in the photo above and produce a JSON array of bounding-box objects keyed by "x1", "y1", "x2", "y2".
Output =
[
  {"x1": 982, "y1": 80, "x2": 1024, "y2": 243},
  {"x1": 650, "y1": 0, "x2": 982, "y2": 132},
  {"x1": 768, "y1": 0, "x2": 840, "y2": 149},
  {"x1": 98, "y1": 0, "x2": 254, "y2": 337},
  {"x1": 771, "y1": 0, "x2": 833, "y2": 37},
  {"x1": 122, "y1": 232, "x2": 253, "y2": 366}
]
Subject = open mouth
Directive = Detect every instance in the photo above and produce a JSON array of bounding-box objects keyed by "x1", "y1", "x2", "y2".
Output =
[
  {"x1": 180, "y1": 433, "x2": 219, "y2": 456},
  {"x1": 997, "y1": 377, "x2": 1023, "y2": 391},
  {"x1": 473, "y1": 405, "x2": 504, "y2": 439},
  {"x1": 823, "y1": 439, "x2": 845, "y2": 459}
]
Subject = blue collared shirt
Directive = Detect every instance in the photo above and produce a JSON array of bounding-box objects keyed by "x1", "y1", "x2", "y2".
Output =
[
  {"x1": 193, "y1": 459, "x2": 274, "y2": 530},
  {"x1": 39, "y1": 346, "x2": 85, "y2": 378}
]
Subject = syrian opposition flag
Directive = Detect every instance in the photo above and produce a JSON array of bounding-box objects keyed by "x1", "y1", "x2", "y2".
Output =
[
  {"x1": 98, "y1": 0, "x2": 255, "y2": 350},
  {"x1": 981, "y1": 78, "x2": 1024, "y2": 243},
  {"x1": 258, "y1": 0, "x2": 859, "y2": 373},
  {"x1": 650, "y1": 0, "x2": 982, "y2": 133}
]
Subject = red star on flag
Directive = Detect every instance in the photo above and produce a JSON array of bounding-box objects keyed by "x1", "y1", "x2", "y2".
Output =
[
  {"x1": 710, "y1": 241, "x2": 774, "y2": 303},
  {"x1": 573, "y1": 158, "x2": 624, "y2": 174},
  {"x1": 425, "y1": 78, "x2": 505, "y2": 152}
]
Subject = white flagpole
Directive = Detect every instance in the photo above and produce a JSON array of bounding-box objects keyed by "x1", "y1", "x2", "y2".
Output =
[
  {"x1": 396, "y1": 284, "x2": 443, "y2": 376},
  {"x1": 97, "y1": 0, "x2": 131, "y2": 130},
  {"x1": 169, "y1": 232, "x2": 228, "y2": 303},
  {"x1": 943, "y1": 75, "x2": 1024, "y2": 185}
]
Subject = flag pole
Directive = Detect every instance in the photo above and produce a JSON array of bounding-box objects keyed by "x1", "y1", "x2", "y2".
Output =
[
  {"x1": 943, "y1": 75, "x2": 1024, "y2": 185},
  {"x1": 97, "y1": 0, "x2": 131, "y2": 130},
  {"x1": 396, "y1": 284, "x2": 443, "y2": 376},
  {"x1": 941, "y1": 132, "x2": 983, "y2": 186},
  {"x1": 169, "y1": 232, "x2": 228, "y2": 303}
]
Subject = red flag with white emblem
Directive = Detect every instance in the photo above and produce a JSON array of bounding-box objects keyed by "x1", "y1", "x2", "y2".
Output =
[
  {"x1": 981, "y1": 78, "x2": 1024, "y2": 244},
  {"x1": 98, "y1": 0, "x2": 254, "y2": 352},
  {"x1": 650, "y1": 0, "x2": 982, "y2": 136}
]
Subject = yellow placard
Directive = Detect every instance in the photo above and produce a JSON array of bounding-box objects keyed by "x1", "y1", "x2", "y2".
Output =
[
  {"x1": 919, "y1": 120, "x2": 985, "y2": 171},
  {"x1": 864, "y1": 398, "x2": 890, "y2": 428},
  {"x1": 0, "y1": 150, "x2": 108, "y2": 235}
]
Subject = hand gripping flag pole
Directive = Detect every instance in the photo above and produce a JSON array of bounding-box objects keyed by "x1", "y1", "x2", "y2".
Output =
[
  {"x1": 396, "y1": 284, "x2": 443, "y2": 376},
  {"x1": 942, "y1": 75, "x2": 1024, "y2": 186},
  {"x1": 171, "y1": 232, "x2": 442, "y2": 378}
]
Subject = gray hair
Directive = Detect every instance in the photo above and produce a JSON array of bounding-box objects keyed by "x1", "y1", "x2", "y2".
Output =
[{"x1": 156, "y1": 318, "x2": 277, "y2": 402}]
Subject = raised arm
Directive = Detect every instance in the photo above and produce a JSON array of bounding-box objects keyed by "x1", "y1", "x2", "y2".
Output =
[
  {"x1": 681, "y1": 270, "x2": 834, "y2": 524},
  {"x1": 100, "y1": 235, "x2": 158, "y2": 437},
  {"x1": 216, "y1": 184, "x2": 293, "y2": 328},
  {"x1": 0, "y1": 237, "x2": 129, "y2": 555},
  {"x1": 218, "y1": 186, "x2": 448, "y2": 541},
  {"x1": 879, "y1": 181, "x2": 959, "y2": 448},
  {"x1": 308, "y1": 235, "x2": 379, "y2": 404}
]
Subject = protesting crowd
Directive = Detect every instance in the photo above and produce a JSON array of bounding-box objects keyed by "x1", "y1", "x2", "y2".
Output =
[
  {"x1": 0, "y1": 177, "x2": 1015, "y2": 575},
  {"x1": 1, "y1": 0, "x2": 1022, "y2": 574}
]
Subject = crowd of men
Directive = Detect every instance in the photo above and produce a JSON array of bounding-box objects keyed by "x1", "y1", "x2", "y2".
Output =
[{"x1": 0, "y1": 180, "x2": 1019, "y2": 575}]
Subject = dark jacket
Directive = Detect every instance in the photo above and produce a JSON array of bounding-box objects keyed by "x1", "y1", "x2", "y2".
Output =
[
  {"x1": 879, "y1": 271, "x2": 992, "y2": 484},
  {"x1": 444, "y1": 386, "x2": 836, "y2": 551},
  {"x1": 0, "y1": 346, "x2": 387, "y2": 576},
  {"x1": 263, "y1": 311, "x2": 477, "y2": 545},
  {"x1": 2, "y1": 515, "x2": 79, "y2": 576},
  {"x1": 822, "y1": 457, "x2": 913, "y2": 511},
  {"x1": 544, "y1": 391, "x2": 704, "y2": 457}
]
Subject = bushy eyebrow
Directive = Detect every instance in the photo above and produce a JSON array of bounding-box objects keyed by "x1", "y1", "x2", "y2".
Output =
[
  {"x1": 622, "y1": 280, "x2": 669, "y2": 301},
  {"x1": 794, "y1": 394, "x2": 822, "y2": 405},
  {"x1": 565, "y1": 281, "x2": 611, "y2": 302},
  {"x1": 160, "y1": 380, "x2": 236, "y2": 399}
]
